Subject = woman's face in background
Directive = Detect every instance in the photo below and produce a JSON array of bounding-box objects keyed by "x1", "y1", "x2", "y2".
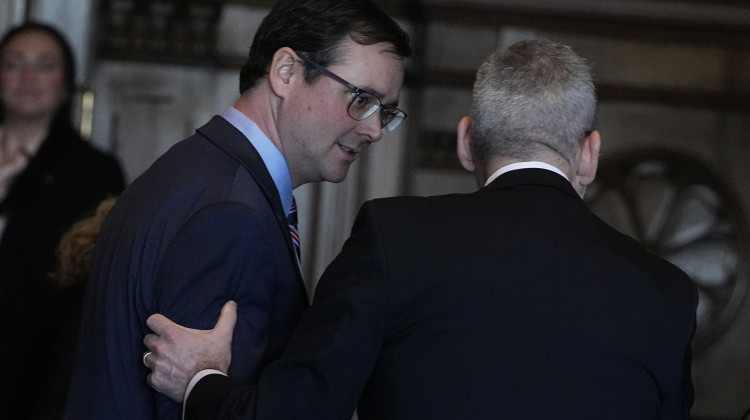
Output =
[{"x1": 0, "y1": 30, "x2": 67, "y2": 122}]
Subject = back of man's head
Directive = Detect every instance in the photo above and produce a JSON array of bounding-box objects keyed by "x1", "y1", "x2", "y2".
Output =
[
  {"x1": 239, "y1": 0, "x2": 411, "y2": 94},
  {"x1": 469, "y1": 39, "x2": 596, "y2": 168}
]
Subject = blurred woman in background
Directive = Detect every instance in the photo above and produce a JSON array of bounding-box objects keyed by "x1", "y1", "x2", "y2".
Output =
[{"x1": 0, "y1": 21, "x2": 125, "y2": 419}]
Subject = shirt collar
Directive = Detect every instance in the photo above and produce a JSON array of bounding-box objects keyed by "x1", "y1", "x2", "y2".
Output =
[
  {"x1": 484, "y1": 161, "x2": 569, "y2": 186},
  {"x1": 221, "y1": 107, "x2": 294, "y2": 214}
]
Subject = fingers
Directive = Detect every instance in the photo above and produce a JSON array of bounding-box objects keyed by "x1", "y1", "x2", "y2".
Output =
[
  {"x1": 142, "y1": 351, "x2": 153, "y2": 368},
  {"x1": 143, "y1": 301, "x2": 236, "y2": 355},
  {"x1": 147, "y1": 301, "x2": 235, "y2": 337},
  {"x1": 214, "y1": 300, "x2": 238, "y2": 339},
  {"x1": 143, "y1": 333, "x2": 158, "y2": 354},
  {"x1": 146, "y1": 313, "x2": 175, "y2": 336}
]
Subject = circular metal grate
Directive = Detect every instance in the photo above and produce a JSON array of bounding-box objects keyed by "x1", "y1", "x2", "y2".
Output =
[{"x1": 585, "y1": 149, "x2": 749, "y2": 353}]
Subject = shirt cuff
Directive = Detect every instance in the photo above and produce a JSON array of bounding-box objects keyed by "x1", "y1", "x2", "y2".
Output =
[{"x1": 183, "y1": 369, "x2": 227, "y2": 419}]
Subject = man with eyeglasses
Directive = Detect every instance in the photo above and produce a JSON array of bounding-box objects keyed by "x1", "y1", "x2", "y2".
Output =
[
  {"x1": 63, "y1": 1, "x2": 410, "y2": 419},
  {"x1": 143, "y1": 39, "x2": 696, "y2": 419}
]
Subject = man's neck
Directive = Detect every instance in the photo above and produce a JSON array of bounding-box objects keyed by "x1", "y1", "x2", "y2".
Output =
[{"x1": 233, "y1": 86, "x2": 282, "y2": 155}]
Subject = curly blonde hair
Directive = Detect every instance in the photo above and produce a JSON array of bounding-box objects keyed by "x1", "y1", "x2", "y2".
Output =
[{"x1": 53, "y1": 197, "x2": 117, "y2": 287}]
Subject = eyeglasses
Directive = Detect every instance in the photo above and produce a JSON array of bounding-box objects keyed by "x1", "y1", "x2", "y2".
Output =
[{"x1": 297, "y1": 53, "x2": 406, "y2": 133}]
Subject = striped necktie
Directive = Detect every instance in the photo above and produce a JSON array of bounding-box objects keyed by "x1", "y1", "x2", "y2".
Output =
[{"x1": 287, "y1": 197, "x2": 300, "y2": 263}]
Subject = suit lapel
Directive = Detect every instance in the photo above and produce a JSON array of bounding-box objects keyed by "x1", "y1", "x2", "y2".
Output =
[
  {"x1": 196, "y1": 116, "x2": 281, "y2": 209},
  {"x1": 195, "y1": 116, "x2": 304, "y2": 279}
]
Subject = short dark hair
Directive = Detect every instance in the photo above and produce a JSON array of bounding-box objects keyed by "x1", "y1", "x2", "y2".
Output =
[
  {"x1": 239, "y1": 0, "x2": 411, "y2": 94},
  {"x1": 0, "y1": 21, "x2": 77, "y2": 128}
]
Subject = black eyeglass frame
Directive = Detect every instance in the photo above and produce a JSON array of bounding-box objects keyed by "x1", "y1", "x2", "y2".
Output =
[{"x1": 296, "y1": 53, "x2": 406, "y2": 133}]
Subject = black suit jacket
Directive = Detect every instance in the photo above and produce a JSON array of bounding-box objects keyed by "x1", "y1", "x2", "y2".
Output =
[
  {"x1": 188, "y1": 168, "x2": 697, "y2": 420},
  {"x1": 0, "y1": 127, "x2": 124, "y2": 419},
  {"x1": 64, "y1": 116, "x2": 308, "y2": 419}
]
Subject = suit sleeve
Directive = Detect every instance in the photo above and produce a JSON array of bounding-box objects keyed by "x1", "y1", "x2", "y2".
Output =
[
  {"x1": 186, "y1": 201, "x2": 389, "y2": 420},
  {"x1": 155, "y1": 201, "x2": 293, "y2": 416},
  {"x1": 659, "y1": 282, "x2": 698, "y2": 420}
]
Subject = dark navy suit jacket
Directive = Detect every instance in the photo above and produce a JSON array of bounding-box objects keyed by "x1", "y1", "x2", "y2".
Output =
[
  {"x1": 187, "y1": 168, "x2": 697, "y2": 420},
  {"x1": 64, "y1": 116, "x2": 308, "y2": 419}
]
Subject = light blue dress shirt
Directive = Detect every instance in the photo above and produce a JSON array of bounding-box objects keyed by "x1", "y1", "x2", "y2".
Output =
[{"x1": 220, "y1": 107, "x2": 294, "y2": 215}]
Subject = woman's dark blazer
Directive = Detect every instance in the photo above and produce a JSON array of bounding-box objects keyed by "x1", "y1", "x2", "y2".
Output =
[{"x1": 0, "y1": 125, "x2": 125, "y2": 418}]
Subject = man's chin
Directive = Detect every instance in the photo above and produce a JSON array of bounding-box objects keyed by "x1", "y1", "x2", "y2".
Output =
[
  {"x1": 326, "y1": 174, "x2": 348, "y2": 184},
  {"x1": 323, "y1": 164, "x2": 353, "y2": 184}
]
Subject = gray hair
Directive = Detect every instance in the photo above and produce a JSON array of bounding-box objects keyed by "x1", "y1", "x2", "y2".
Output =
[{"x1": 470, "y1": 39, "x2": 596, "y2": 166}]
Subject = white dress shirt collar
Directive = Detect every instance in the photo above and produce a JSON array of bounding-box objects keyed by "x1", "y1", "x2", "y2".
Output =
[{"x1": 484, "y1": 161, "x2": 569, "y2": 187}]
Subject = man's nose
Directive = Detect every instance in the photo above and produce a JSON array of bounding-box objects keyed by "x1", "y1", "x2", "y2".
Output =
[{"x1": 358, "y1": 111, "x2": 383, "y2": 142}]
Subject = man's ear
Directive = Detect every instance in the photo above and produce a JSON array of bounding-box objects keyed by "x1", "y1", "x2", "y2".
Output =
[
  {"x1": 457, "y1": 116, "x2": 476, "y2": 172},
  {"x1": 267, "y1": 47, "x2": 300, "y2": 98},
  {"x1": 576, "y1": 130, "x2": 601, "y2": 187}
]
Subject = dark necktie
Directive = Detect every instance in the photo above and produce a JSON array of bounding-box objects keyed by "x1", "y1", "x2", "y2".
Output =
[{"x1": 288, "y1": 197, "x2": 300, "y2": 263}]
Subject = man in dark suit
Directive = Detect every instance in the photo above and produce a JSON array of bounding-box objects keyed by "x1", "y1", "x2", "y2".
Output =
[
  {"x1": 63, "y1": 0, "x2": 410, "y2": 418},
  {"x1": 143, "y1": 39, "x2": 697, "y2": 419}
]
